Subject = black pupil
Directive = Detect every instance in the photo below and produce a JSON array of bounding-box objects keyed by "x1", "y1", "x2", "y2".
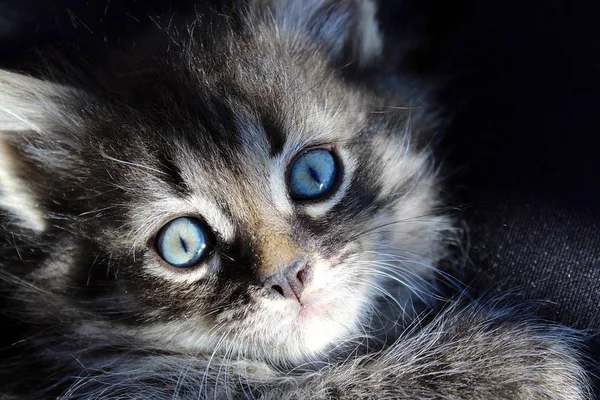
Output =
[{"x1": 180, "y1": 237, "x2": 188, "y2": 253}]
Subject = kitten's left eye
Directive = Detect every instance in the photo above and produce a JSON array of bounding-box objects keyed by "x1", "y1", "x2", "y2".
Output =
[
  {"x1": 155, "y1": 217, "x2": 213, "y2": 268},
  {"x1": 288, "y1": 148, "x2": 340, "y2": 201}
]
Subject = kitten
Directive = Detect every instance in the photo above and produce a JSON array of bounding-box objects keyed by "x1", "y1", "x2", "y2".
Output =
[{"x1": 0, "y1": 0, "x2": 591, "y2": 398}]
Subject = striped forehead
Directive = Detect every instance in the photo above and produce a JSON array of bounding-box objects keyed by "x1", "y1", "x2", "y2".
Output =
[
  {"x1": 182, "y1": 40, "x2": 366, "y2": 157},
  {"x1": 173, "y1": 111, "x2": 298, "y2": 220}
]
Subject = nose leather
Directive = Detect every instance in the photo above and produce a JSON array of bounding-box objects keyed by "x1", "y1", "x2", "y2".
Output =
[{"x1": 261, "y1": 255, "x2": 313, "y2": 302}]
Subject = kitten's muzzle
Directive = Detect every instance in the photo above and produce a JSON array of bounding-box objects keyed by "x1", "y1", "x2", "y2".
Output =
[{"x1": 261, "y1": 256, "x2": 313, "y2": 303}]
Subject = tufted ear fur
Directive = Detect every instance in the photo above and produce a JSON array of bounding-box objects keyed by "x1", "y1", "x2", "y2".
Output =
[
  {"x1": 0, "y1": 70, "x2": 80, "y2": 232},
  {"x1": 251, "y1": 0, "x2": 383, "y2": 67}
]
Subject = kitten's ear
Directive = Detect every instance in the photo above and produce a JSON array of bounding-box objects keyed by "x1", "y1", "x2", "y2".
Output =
[
  {"x1": 0, "y1": 70, "x2": 78, "y2": 232},
  {"x1": 252, "y1": 0, "x2": 383, "y2": 67},
  {"x1": 0, "y1": 70, "x2": 77, "y2": 133}
]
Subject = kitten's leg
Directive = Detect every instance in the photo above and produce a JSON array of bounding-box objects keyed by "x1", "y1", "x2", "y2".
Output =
[{"x1": 278, "y1": 306, "x2": 591, "y2": 400}]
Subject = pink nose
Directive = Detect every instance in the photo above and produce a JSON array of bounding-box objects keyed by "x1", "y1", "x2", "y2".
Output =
[{"x1": 262, "y1": 257, "x2": 313, "y2": 301}]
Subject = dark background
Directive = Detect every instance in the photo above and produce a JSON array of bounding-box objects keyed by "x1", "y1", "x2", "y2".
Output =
[{"x1": 1, "y1": 0, "x2": 599, "y2": 395}]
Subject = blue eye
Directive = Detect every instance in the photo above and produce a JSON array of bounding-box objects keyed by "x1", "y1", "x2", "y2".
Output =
[
  {"x1": 288, "y1": 148, "x2": 339, "y2": 201},
  {"x1": 155, "y1": 217, "x2": 212, "y2": 268}
]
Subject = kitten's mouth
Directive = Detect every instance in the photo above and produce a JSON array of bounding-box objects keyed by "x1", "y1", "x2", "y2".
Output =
[
  {"x1": 296, "y1": 299, "x2": 333, "y2": 321},
  {"x1": 292, "y1": 288, "x2": 336, "y2": 321}
]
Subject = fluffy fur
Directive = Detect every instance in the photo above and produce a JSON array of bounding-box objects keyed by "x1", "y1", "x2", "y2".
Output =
[{"x1": 0, "y1": 0, "x2": 591, "y2": 398}]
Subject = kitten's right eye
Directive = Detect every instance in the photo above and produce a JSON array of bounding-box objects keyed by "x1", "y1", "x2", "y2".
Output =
[{"x1": 155, "y1": 217, "x2": 213, "y2": 268}]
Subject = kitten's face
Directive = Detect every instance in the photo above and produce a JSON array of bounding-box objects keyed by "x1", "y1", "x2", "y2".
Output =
[{"x1": 0, "y1": 0, "x2": 447, "y2": 364}]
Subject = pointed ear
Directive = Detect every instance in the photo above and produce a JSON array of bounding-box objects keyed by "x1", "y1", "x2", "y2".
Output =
[
  {"x1": 0, "y1": 69, "x2": 79, "y2": 133},
  {"x1": 252, "y1": 0, "x2": 383, "y2": 67},
  {"x1": 0, "y1": 70, "x2": 79, "y2": 232}
]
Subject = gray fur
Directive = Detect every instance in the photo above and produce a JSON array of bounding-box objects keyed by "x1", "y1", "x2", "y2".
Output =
[
  {"x1": 0, "y1": 0, "x2": 592, "y2": 399},
  {"x1": 56, "y1": 306, "x2": 591, "y2": 400}
]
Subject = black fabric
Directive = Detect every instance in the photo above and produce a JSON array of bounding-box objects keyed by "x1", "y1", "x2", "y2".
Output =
[
  {"x1": 424, "y1": 1, "x2": 600, "y2": 391},
  {"x1": 1, "y1": 0, "x2": 599, "y2": 395}
]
